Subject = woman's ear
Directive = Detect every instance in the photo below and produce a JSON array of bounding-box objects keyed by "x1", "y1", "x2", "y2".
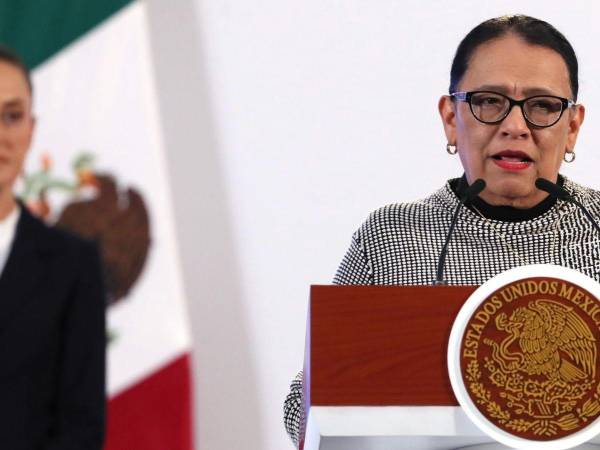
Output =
[
  {"x1": 566, "y1": 103, "x2": 585, "y2": 151},
  {"x1": 438, "y1": 95, "x2": 457, "y2": 145}
]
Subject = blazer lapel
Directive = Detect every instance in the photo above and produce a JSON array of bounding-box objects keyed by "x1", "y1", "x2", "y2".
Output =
[{"x1": 0, "y1": 205, "x2": 49, "y2": 332}]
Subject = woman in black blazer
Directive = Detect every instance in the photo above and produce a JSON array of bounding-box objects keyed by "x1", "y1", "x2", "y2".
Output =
[{"x1": 0, "y1": 48, "x2": 106, "y2": 449}]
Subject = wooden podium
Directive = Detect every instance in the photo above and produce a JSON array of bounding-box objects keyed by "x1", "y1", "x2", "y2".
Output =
[
  {"x1": 300, "y1": 285, "x2": 476, "y2": 450},
  {"x1": 299, "y1": 285, "x2": 600, "y2": 450}
]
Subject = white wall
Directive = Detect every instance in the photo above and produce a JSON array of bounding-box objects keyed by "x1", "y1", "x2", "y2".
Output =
[{"x1": 145, "y1": 1, "x2": 600, "y2": 449}]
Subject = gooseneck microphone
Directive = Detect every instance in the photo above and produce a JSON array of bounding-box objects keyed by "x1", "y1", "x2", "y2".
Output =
[
  {"x1": 534, "y1": 178, "x2": 571, "y2": 201},
  {"x1": 535, "y1": 178, "x2": 600, "y2": 236},
  {"x1": 435, "y1": 178, "x2": 486, "y2": 285}
]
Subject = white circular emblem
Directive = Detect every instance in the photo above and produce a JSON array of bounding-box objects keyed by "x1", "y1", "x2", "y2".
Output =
[{"x1": 448, "y1": 264, "x2": 600, "y2": 450}]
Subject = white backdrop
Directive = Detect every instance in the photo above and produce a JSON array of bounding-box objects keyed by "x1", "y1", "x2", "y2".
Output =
[{"x1": 145, "y1": 1, "x2": 600, "y2": 449}]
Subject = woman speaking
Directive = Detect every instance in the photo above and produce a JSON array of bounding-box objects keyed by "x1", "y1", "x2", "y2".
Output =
[{"x1": 284, "y1": 14, "x2": 599, "y2": 447}]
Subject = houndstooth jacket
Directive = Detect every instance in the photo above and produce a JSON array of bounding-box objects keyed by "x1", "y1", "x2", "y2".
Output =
[{"x1": 283, "y1": 175, "x2": 600, "y2": 447}]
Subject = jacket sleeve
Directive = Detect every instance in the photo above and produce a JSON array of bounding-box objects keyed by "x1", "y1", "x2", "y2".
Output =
[
  {"x1": 283, "y1": 370, "x2": 304, "y2": 448},
  {"x1": 44, "y1": 241, "x2": 107, "y2": 450}
]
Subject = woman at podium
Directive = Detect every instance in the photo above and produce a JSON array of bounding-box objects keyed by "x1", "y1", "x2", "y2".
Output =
[{"x1": 284, "y1": 14, "x2": 600, "y2": 447}]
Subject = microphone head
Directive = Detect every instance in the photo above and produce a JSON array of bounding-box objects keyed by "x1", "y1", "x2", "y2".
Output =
[
  {"x1": 535, "y1": 177, "x2": 570, "y2": 200},
  {"x1": 470, "y1": 178, "x2": 486, "y2": 194},
  {"x1": 461, "y1": 178, "x2": 486, "y2": 203},
  {"x1": 535, "y1": 177, "x2": 552, "y2": 191}
]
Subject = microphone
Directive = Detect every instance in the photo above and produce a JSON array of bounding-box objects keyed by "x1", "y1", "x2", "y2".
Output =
[
  {"x1": 435, "y1": 178, "x2": 486, "y2": 285},
  {"x1": 534, "y1": 178, "x2": 571, "y2": 201},
  {"x1": 536, "y1": 178, "x2": 600, "y2": 236}
]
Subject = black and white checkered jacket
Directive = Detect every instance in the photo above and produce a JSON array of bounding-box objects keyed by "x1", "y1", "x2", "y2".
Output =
[{"x1": 284, "y1": 176, "x2": 600, "y2": 447}]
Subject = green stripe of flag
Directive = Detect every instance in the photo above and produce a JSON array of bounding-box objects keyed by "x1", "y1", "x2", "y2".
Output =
[{"x1": 0, "y1": 0, "x2": 133, "y2": 69}]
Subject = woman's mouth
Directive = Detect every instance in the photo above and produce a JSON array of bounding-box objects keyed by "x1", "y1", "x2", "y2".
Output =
[{"x1": 491, "y1": 150, "x2": 533, "y2": 171}]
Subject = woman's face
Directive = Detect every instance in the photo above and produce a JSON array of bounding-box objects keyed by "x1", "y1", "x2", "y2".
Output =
[
  {"x1": 0, "y1": 61, "x2": 34, "y2": 192},
  {"x1": 439, "y1": 34, "x2": 585, "y2": 208}
]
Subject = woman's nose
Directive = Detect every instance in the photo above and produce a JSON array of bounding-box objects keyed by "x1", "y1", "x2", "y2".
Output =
[{"x1": 500, "y1": 105, "x2": 530, "y2": 138}]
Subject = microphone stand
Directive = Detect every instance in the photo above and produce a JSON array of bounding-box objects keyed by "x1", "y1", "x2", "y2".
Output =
[{"x1": 434, "y1": 178, "x2": 485, "y2": 285}]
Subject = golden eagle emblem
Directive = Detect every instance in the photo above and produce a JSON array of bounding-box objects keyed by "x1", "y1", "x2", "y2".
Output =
[
  {"x1": 460, "y1": 280, "x2": 600, "y2": 441},
  {"x1": 487, "y1": 299, "x2": 596, "y2": 384}
]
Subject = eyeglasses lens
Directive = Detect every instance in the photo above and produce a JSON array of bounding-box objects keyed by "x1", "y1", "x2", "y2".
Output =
[
  {"x1": 524, "y1": 97, "x2": 563, "y2": 127},
  {"x1": 470, "y1": 92, "x2": 563, "y2": 127}
]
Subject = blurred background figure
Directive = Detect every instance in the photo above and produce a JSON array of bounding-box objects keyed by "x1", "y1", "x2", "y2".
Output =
[
  {"x1": 0, "y1": 45, "x2": 106, "y2": 449},
  {"x1": 1, "y1": 2, "x2": 193, "y2": 450}
]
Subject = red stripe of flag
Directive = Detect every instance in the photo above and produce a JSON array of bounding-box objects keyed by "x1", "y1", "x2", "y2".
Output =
[{"x1": 105, "y1": 353, "x2": 194, "y2": 450}]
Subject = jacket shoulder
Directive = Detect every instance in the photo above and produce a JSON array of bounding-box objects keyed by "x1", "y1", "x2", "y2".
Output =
[
  {"x1": 357, "y1": 188, "x2": 452, "y2": 238},
  {"x1": 19, "y1": 205, "x2": 98, "y2": 257}
]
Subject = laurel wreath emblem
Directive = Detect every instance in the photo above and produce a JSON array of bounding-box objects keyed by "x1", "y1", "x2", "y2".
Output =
[{"x1": 465, "y1": 359, "x2": 600, "y2": 437}]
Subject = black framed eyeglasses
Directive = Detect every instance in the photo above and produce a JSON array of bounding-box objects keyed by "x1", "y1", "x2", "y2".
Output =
[{"x1": 451, "y1": 91, "x2": 576, "y2": 128}]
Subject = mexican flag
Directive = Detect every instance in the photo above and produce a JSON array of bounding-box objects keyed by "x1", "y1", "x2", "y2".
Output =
[{"x1": 0, "y1": 1, "x2": 194, "y2": 449}]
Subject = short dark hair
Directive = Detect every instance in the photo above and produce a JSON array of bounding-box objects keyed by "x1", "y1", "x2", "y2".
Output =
[
  {"x1": 0, "y1": 45, "x2": 32, "y2": 94},
  {"x1": 449, "y1": 15, "x2": 578, "y2": 101}
]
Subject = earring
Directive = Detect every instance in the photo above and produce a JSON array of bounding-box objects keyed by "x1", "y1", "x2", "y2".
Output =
[
  {"x1": 564, "y1": 150, "x2": 576, "y2": 163},
  {"x1": 446, "y1": 143, "x2": 457, "y2": 155}
]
